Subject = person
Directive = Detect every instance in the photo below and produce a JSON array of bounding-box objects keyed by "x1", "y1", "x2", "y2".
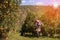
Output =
[{"x1": 35, "y1": 19, "x2": 42, "y2": 37}]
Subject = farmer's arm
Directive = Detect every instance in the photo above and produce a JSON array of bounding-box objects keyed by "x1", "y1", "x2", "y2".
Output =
[{"x1": 40, "y1": 21, "x2": 44, "y2": 26}]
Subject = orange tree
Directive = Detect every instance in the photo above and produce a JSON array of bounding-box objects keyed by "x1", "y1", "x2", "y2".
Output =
[
  {"x1": 21, "y1": 12, "x2": 36, "y2": 35},
  {"x1": 0, "y1": 0, "x2": 21, "y2": 40},
  {"x1": 40, "y1": 9, "x2": 60, "y2": 37}
]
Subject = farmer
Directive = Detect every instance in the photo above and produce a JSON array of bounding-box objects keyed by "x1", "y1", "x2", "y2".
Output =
[{"x1": 35, "y1": 19, "x2": 42, "y2": 37}]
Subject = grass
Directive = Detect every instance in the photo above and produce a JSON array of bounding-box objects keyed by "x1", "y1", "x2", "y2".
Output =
[
  {"x1": 8, "y1": 31, "x2": 60, "y2": 40},
  {"x1": 20, "y1": 36, "x2": 60, "y2": 40}
]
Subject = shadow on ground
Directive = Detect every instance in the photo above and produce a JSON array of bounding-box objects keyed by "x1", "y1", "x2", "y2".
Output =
[{"x1": 20, "y1": 33, "x2": 60, "y2": 39}]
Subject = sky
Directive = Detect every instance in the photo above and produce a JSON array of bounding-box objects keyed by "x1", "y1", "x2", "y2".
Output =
[{"x1": 21, "y1": 0, "x2": 60, "y2": 6}]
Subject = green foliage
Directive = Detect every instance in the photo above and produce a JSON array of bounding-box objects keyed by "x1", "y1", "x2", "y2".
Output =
[
  {"x1": 21, "y1": 7, "x2": 60, "y2": 37},
  {"x1": 21, "y1": 12, "x2": 36, "y2": 32}
]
